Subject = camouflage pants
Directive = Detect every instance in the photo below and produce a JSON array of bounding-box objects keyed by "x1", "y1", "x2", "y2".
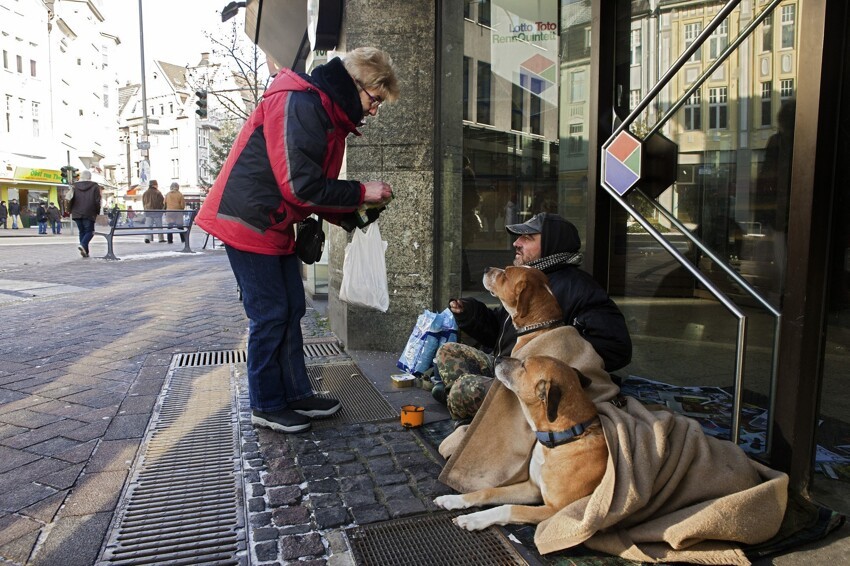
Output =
[{"x1": 434, "y1": 342, "x2": 494, "y2": 420}]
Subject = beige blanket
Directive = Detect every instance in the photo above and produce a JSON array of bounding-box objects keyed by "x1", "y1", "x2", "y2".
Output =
[{"x1": 439, "y1": 331, "x2": 789, "y2": 565}]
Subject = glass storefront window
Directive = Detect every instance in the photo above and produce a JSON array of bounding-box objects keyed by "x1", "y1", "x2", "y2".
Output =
[{"x1": 460, "y1": 0, "x2": 585, "y2": 296}]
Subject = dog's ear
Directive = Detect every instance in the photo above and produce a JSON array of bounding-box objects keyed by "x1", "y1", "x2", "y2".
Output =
[
  {"x1": 574, "y1": 368, "x2": 592, "y2": 389},
  {"x1": 514, "y1": 279, "x2": 529, "y2": 319},
  {"x1": 537, "y1": 380, "x2": 561, "y2": 422}
]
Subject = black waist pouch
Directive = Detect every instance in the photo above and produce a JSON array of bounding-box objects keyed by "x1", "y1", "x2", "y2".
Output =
[{"x1": 295, "y1": 216, "x2": 325, "y2": 264}]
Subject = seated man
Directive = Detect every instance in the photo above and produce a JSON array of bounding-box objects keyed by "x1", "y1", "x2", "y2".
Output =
[{"x1": 434, "y1": 212, "x2": 632, "y2": 422}]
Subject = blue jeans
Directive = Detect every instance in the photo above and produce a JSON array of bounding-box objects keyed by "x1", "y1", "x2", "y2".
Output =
[
  {"x1": 74, "y1": 218, "x2": 95, "y2": 253},
  {"x1": 225, "y1": 247, "x2": 312, "y2": 412},
  {"x1": 38, "y1": 221, "x2": 48, "y2": 234}
]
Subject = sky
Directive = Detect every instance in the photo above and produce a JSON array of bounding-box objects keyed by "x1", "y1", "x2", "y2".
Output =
[{"x1": 104, "y1": 0, "x2": 236, "y2": 83}]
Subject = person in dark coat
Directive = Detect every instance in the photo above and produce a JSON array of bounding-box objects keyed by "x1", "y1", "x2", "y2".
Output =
[
  {"x1": 433, "y1": 212, "x2": 633, "y2": 421},
  {"x1": 0, "y1": 201, "x2": 7, "y2": 229},
  {"x1": 68, "y1": 170, "x2": 102, "y2": 257},
  {"x1": 47, "y1": 202, "x2": 62, "y2": 234},
  {"x1": 194, "y1": 47, "x2": 399, "y2": 434},
  {"x1": 8, "y1": 199, "x2": 22, "y2": 229},
  {"x1": 36, "y1": 201, "x2": 48, "y2": 234}
]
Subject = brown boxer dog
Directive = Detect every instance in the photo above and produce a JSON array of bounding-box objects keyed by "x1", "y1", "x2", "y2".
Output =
[{"x1": 435, "y1": 355, "x2": 607, "y2": 530}]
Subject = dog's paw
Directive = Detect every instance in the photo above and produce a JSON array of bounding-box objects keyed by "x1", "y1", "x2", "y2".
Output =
[
  {"x1": 434, "y1": 494, "x2": 468, "y2": 510},
  {"x1": 453, "y1": 511, "x2": 493, "y2": 531}
]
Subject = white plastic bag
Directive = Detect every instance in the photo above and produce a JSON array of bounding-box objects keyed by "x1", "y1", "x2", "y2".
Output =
[{"x1": 340, "y1": 221, "x2": 389, "y2": 312}]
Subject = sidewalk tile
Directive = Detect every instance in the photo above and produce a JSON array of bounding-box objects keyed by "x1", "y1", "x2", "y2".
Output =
[
  {"x1": 0, "y1": 481, "x2": 57, "y2": 513},
  {"x1": 29, "y1": 512, "x2": 112, "y2": 566},
  {"x1": 40, "y1": 462, "x2": 85, "y2": 490},
  {"x1": 85, "y1": 439, "x2": 139, "y2": 472},
  {"x1": 60, "y1": 470, "x2": 126, "y2": 516},
  {"x1": 19, "y1": 490, "x2": 67, "y2": 523},
  {"x1": 0, "y1": 419, "x2": 86, "y2": 450},
  {"x1": 0, "y1": 445, "x2": 41, "y2": 473},
  {"x1": 0, "y1": 409, "x2": 64, "y2": 429}
]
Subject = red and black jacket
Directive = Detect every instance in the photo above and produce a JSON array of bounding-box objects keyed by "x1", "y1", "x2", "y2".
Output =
[{"x1": 196, "y1": 58, "x2": 366, "y2": 255}]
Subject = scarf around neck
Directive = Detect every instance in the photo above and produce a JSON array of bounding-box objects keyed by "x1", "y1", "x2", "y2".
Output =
[{"x1": 526, "y1": 251, "x2": 583, "y2": 273}]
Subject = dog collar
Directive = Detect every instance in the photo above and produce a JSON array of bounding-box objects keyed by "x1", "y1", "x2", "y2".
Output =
[
  {"x1": 535, "y1": 417, "x2": 598, "y2": 448},
  {"x1": 515, "y1": 319, "x2": 563, "y2": 336}
]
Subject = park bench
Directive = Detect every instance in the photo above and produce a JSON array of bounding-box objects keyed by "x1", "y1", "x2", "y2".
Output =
[{"x1": 95, "y1": 209, "x2": 198, "y2": 260}]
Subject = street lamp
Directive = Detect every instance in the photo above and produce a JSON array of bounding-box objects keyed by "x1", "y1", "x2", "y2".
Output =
[{"x1": 221, "y1": 2, "x2": 246, "y2": 23}]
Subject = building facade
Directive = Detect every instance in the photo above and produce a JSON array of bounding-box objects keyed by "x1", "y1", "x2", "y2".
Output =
[
  {"x1": 0, "y1": 0, "x2": 120, "y2": 219},
  {"x1": 248, "y1": 0, "x2": 847, "y2": 501}
]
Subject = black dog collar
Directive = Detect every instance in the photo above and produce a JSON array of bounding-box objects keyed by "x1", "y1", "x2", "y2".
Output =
[{"x1": 535, "y1": 417, "x2": 598, "y2": 448}]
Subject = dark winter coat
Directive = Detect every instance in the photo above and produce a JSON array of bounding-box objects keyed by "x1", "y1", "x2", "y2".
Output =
[
  {"x1": 47, "y1": 205, "x2": 61, "y2": 222},
  {"x1": 36, "y1": 205, "x2": 47, "y2": 222},
  {"x1": 9, "y1": 202, "x2": 20, "y2": 216},
  {"x1": 453, "y1": 218, "x2": 633, "y2": 372},
  {"x1": 69, "y1": 181, "x2": 102, "y2": 220},
  {"x1": 0, "y1": 203, "x2": 6, "y2": 219},
  {"x1": 195, "y1": 57, "x2": 366, "y2": 255}
]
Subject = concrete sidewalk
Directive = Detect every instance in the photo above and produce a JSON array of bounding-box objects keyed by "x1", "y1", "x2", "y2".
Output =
[{"x1": 0, "y1": 235, "x2": 847, "y2": 565}]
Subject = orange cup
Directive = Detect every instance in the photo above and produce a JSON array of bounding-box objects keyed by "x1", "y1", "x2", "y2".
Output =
[{"x1": 400, "y1": 405, "x2": 425, "y2": 428}]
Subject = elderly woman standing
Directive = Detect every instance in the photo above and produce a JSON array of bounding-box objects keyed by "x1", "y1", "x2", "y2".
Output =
[{"x1": 196, "y1": 47, "x2": 399, "y2": 433}]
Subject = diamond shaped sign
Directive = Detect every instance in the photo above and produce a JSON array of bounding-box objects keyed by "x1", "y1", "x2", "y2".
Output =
[{"x1": 603, "y1": 130, "x2": 642, "y2": 196}]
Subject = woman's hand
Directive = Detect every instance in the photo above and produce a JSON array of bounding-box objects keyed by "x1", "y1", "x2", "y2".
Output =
[{"x1": 363, "y1": 181, "x2": 393, "y2": 204}]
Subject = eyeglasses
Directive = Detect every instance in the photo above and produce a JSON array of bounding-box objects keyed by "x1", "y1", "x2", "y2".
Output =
[{"x1": 356, "y1": 80, "x2": 383, "y2": 109}]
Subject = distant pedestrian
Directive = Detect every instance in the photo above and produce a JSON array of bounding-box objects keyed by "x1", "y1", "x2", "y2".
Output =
[
  {"x1": 47, "y1": 202, "x2": 62, "y2": 234},
  {"x1": 142, "y1": 180, "x2": 166, "y2": 243},
  {"x1": 36, "y1": 201, "x2": 48, "y2": 234},
  {"x1": 126, "y1": 206, "x2": 136, "y2": 228},
  {"x1": 9, "y1": 199, "x2": 22, "y2": 229},
  {"x1": 164, "y1": 182, "x2": 186, "y2": 244},
  {"x1": 68, "y1": 170, "x2": 102, "y2": 257},
  {"x1": 0, "y1": 201, "x2": 7, "y2": 229}
]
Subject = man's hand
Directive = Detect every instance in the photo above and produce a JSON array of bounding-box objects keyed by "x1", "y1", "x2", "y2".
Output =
[
  {"x1": 363, "y1": 181, "x2": 393, "y2": 204},
  {"x1": 449, "y1": 299, "x2": 465, "y2": 315}
]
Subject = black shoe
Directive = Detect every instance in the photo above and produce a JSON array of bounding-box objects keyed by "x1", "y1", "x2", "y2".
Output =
[
  {"x1": 251, "y1": 409, "x2": 311, "y2": 433},
  {"x1": 288, "y1": 396, "x2": 342, "y2": 418},
  {"x1": 144, "y1": 238, "x2": 150, "y2": 243},
  {"x1": 432, "y1": 383, "x2": 447, "y2": 404}
]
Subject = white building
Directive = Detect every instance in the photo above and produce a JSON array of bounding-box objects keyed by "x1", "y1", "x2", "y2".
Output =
[{"x1": 0, "y1": 0, "x2": 120, "y2": 215}]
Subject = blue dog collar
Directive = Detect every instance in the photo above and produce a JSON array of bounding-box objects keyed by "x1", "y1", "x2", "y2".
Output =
[{"x1": 535, "y1": 417, "x2": 598, "y2": 448}]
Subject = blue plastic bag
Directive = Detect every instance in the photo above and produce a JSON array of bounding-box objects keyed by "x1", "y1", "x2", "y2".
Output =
[{"x1": 397, "y1": 308, "x2": 458, "y2": 375}]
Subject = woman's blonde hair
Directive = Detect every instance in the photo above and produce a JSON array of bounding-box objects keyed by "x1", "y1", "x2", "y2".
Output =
[{"x1": 342, "y1": 47, "x2": 400, "y2": 103}]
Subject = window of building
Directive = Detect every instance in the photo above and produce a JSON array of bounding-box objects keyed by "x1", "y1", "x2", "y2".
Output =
[
  {"x1": 571, "y1": 69, "x2": 586, "y2": 103},
  {"x1": 761, "y1": 13, "x2": 773, "y2": 52},
  {"x1": 171, "y1": 159, "x2": 179, "y2": 178},
  {"x1": 709, "y1": 20, "x2": 728, "y2": 60},
  {"x1": 684, "y1": 89, "x2": 701, "y2": 130},
  {"x1": 103, "y1": 85, "x2": 109, "y2": 108},
  {"x1": 629, "y1": 89, "x2": 641, "y2": 111},
  {"x1": 32, "y1": 103, "x2": 39, "y2": 137},
  {"x1": 2, "y1": 50, "x2": 7, "y2": 70},
  {"x1": 761, "y1": 81, "x2": 772, "y2": 126},
  {"x1": 18, "y1": 97, "x2": 24, "y2": 119},
  {"x1": 530, "y1": 92, "x2": 542, "y2": 135},
  {"x1": 5, "y1": 95, "x2": 11, "y2": 133},
  {"x1": 630, "y1": 29, "x2": 641, "y2": 66},
  {"x1": 198, "y1": 126, "x2": 209, "y2": 148},
  {"x1": 780, "y1": 78, "x2": 794, "y2": 99},
  {"x1": 102, "y1": 43, "x2": 108, "y2": 69},
  {"x1": 511, "y1": 83, "x2": 523, "y2": 131},
  {"x1": 16, "y1": 54, "x2": 22, "y2": 73},
  {"x1": 568, "y1": 123, "x2": 583, "y2": 154},
  {"x1": 708, "y1": 87, "x2": 728, "y2": 129},
  {"x1": 169, "y1": 102, "x2": 173, "y2": 114},
  {"x1": 171, "y1": 128, "x2": 179, "y2": 148},
  {"x1": 685, "y1": 22, "x2": 702, "y2": 62},
  {"x1": 780, "y1": 5, "x2": 795, "y2": 49},
  {"x1": 29, "y1": 59, "x2": 35, "y2": 77},
  {"x1": 476, "y1": 61, "x2": 492, "y2": 125},
  {"x1": 478, "y1": 0, "x2": 491, "y2": 27}
]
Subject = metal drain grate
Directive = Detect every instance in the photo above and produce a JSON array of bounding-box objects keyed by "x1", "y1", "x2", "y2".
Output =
[
  {"x1": 346, "y1": 511, "x2": 526, "y2": 565},
  {"x1": 174, "y1": 350, "x2": 247, "y2": 367},
  {"x1": 304, "y1": 339, "x2": 344, "y2": 359},
  {"x1": 100, "y1": 365, "x2": 244, "y2": 565},
  {"x1": 306, "y1": 363, "x2": 397, "y2": 429}
]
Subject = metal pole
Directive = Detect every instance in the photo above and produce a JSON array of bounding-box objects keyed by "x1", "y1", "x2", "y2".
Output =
[{"x1": 138, "y1": 0, "x2": 149, "y2": 159}]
